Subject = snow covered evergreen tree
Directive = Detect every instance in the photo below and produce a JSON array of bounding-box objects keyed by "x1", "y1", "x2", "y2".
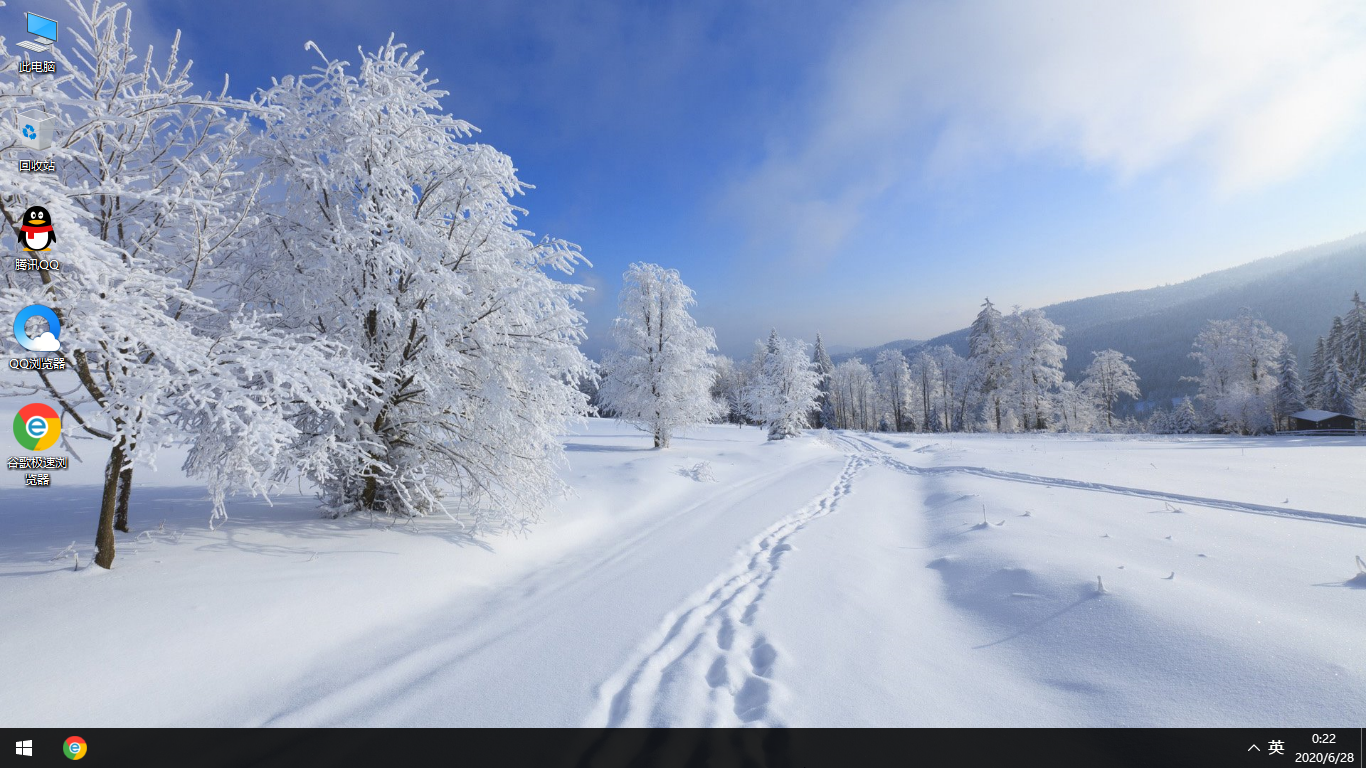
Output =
[
  {"x1": 744, "y1": 331, "x2": 820, "y2": 440},
  {"x1": 1081, "y1": 349, "x2": 1141, "y2": 431},
  {"x1": 811, "y1": 334, "x2": 836, "y2": 428},
  {"x1": 1171, "y1": 397, "x2": 1200, "y2": 434},
  {"x1": 968, "y1": 298, "x2": 1009, "y2": 431},
  {"x1": 1147, "y1": 407, "x2": 1172, "y2": 434},
  {"x1": 1272, "y1": 347, "x2": 1306, "y2": 430},
  {"x1": 1353, "y1": 387, "x2": 1366, "y2": 424},
  {"x1": 1318, "y1": 361, "x2": 1353, "y2": 415},
  {"x1": 1343, "y1": 292, "x2": 1366, "y2": 391},
  {"x1": 600, "y1": 263, "x2": 721, "y2": 448},
  {"x1": 1306, "y1": 337, "x2": 1330, "y2": 409},
  {"x1": 243, "y1": 40, "x2": 592, "y2": 523}
]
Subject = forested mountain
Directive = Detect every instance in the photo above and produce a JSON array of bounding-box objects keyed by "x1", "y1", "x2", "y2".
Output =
[
  {"x1": 840, "y1": 232, "x2": 1366, "y2": 409},
  {"x1": 831, "y1": 338, "x2": 923, "y2": 364}
]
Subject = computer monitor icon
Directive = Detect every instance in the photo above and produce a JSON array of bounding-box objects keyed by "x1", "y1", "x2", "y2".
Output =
[{"x1": 18, "y1": 12, "x2": 58, "y2": 52}]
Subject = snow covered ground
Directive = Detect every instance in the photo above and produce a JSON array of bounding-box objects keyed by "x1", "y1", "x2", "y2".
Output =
[{"x1": 2, "y1": 419, "x2": 1363, "y2": 727}]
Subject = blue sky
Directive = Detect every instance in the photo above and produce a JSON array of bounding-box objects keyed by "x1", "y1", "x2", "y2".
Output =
[{"x1": 25, "y1": 0, "x2": 1366, "y2": 357}]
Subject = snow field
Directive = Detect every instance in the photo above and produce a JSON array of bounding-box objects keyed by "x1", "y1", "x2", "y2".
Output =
[{"x1": 1, "y1": 420, "x2": 1362, "y2": 727}]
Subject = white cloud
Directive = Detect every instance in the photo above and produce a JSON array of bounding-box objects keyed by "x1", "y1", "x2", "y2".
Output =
[
  {"x1": 729, "y1": 0, "x2": 1366, "y2": 259},
  {"x1": 29, "y1": 331, "x2": 60, "y2": 352}
]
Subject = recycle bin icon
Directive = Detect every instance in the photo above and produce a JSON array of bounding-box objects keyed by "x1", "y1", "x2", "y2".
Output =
[{"x1": 18, "y1": 110, "x2": 54, "y2": 151}]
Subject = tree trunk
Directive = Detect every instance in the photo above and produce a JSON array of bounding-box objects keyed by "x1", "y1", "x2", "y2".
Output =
[
  {"x1": 95, "y1": 440, "x2": 127, "y2": 569},
  {"x1": 654, "y1": 429, "x2": 668, "y2": 449},
  {"x1": 114, "y1": 461, "x2": 134, "y2": 532}
]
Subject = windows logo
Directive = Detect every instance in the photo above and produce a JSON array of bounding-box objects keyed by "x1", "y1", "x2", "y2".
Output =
[{"x1": 16, "y1": 739, "x2": 33, "y2": 756}]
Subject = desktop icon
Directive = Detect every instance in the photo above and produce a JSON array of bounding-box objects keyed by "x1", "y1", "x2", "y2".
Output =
[
  {"x1": 14, "y1": 403, "x2": 60, "y2": 452},
  {"x1": 17, "y1": 12, "x2": 57, "y2": 52},
  {"x1": 14, "y1": 304, "x2": 61, "y2": 352},
  {"x1": 62, "y1": 736, "x2": 85, "y2": 761},
  {"x1": 18, "y1": 205, "x2": 57, "y2": 250},
  {"x1": 17, "y1": 110, "x2": 54, "y2": 151}
]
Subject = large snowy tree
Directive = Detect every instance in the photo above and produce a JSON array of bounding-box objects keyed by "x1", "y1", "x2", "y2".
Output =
[
  {"x1": 1081, "y1": 349, "x2": 1141, "y2": 431},
  {"x1": 599, "y1": 263, "x2": 721, "y2": 448},
  {"x1": 0, "y1": 2, "x2": 364, "y2": 568},
  {"x1": 242, "y1": 40, "x2": 592, "y2": 523},
  {"x1": 745, "y1": 331, "x2": 821, "y2": 439}
]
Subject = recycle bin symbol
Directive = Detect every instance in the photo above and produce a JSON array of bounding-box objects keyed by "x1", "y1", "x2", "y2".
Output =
[{"x1": 18, "y1": 110, "x2": 54, "y2": 151}]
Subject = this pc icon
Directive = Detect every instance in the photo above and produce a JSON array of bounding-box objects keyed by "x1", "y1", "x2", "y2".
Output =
[{"x1": 17, "y1": 12, "x2": 57, "y2": 53}]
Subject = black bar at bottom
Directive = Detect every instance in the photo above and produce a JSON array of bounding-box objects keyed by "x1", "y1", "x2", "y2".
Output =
[{"x1": 4, "y1": 727, "x2": 1361, "y2": 767}]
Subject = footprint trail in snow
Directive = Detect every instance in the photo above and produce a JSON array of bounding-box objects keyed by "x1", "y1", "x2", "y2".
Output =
[{"x1": 587, "y1": 454, "x2": 869, "y2": 727}]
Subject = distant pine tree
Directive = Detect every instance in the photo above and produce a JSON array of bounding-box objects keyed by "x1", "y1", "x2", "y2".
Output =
[
  {"x1": 1147, "y1": 407, "x2": 1172, "y2": 434},
  {"x1": 812, "y1": 334, "x2": 836, "y2": 428},
  {"x1": 1171, "y1": 397, "x2": 1200, "y2": 434},
  {"x1": 1273, "y1": 347, "x2": 1306, "y2": 430},
  {"x1": 1342, "y1": 292, "x2": 1366, "y2": 390},
  {"x1": 1307, "y1": 337, "x2": 1330, "y2": 409},
  {"x1": 1320, "y1": 360, "x2": 1353, "y2": 414}
]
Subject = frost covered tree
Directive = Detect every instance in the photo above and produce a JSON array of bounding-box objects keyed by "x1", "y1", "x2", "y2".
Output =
[
  {"x1": 1353, "y1": 387, "x2": 1366, "y2": 423},
  {"x1": 929, "y1": 345, "x2": 974, "y2": 432},
  {"x1": 910, "y1": 350, "x2": 939, "y2": 432},
  {"x1": 829, "y1": 359, "x2": 876, "y2": 431},
  {"x1": 600, "y1": 264, "x2": 720, "y2": 448},
  {"x1": 1189, "y1": 311, "x2": 1286, "y2": 434},
  {"x1": 811, "y1": 334, "x2": 836, "y2": 428},
  {"x1": 0, "y1": 2, "x2": 364, "y2": 568},
  {"x1": 711, "y1": 355, "x2": 749, "y2": 426},
  {"x1": 874, "y1": 350, "x2": 912, "y2": 432},
  {"x1": 744, "y1": 331, "x2": 820, "y2": 439},
  {"x1": 1056, "y1": 381, "x2": 1099, "y2": 433},
  {"x1": 1081, "y1": 349, "x2": 1141, "y2": 431},
  {"x1": 968, "y1": 298, "x2": 1009, "y2": 431},
  {"x1": 1147, "y1": 407, "x2": 1172, "y2": 434},
  {"x1": 243, "y1": 40, "x2": 592, "y2": 522},
  {"x1": 1272, "y1": 347, "x2": 1306, "y2": 431},
  {"x1": 1002, "y1": 308, "x2": 1067, "y2": 431}
]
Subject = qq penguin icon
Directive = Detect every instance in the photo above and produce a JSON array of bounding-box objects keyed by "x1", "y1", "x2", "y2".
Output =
[{"x1": 19, "y1": 205, "x2": 57, "y2": 251}]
